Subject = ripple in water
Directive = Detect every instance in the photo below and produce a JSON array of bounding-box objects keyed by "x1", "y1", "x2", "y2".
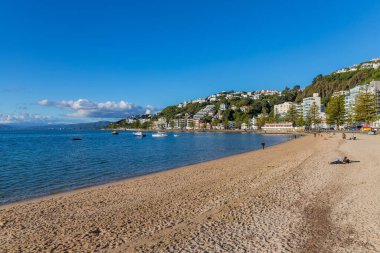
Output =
[{"x1": 0, "y1": 130, "x2": 297, "y2": 204}]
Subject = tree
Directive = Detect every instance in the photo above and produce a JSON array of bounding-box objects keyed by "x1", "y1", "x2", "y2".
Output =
[
  {"x1": 256, "y1": 107, "x2": 269, "y2": 128},
  {"x1": 354, "y1": 90, "x2": 378, "y2": 124},
  {"x1": 284, "y1": 104, "x2": 298, "y2": 126},
  {"x1": 204, "y1": 115, "x2": 213, "y2": 123},
  {"x1": 306, "y1": 103, "x2": 321, "y2": 128},
  {"x1": 345, "y1": 109, "x2": 355, "y2": 128},
  {"x1": 325, "y1": 95, "x2": 345, "y2": 129},
  {"x1": 295, "y1": 114, "x2": 305, "y2": 127}
]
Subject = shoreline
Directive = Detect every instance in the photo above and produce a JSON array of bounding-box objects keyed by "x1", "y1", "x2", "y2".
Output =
[
  {"x1": 1, "y1": 133, "x2": 300, "y2": 208},
  {"x1": 105, "y1": 128, "x2": 305, "y2": 135},
  {"x1": 1, "y1": 134, "x2": 379, "y2": 252}
]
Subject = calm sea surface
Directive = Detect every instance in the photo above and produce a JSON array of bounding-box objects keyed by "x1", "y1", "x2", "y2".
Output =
[{"x1": 0, "y1": 130, "x2": 296, "y2": 204}]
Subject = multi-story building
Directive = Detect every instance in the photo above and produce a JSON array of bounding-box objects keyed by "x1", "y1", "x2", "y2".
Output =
[
  {"x1": 274, "y1": 102, "x2": 295, "y2": 117},
  {"x1": 186, "y1": 118, "x2": 193, "y2": 128},
  {"x1": 125, "y1": 118, "x2": 136, "y2": 124},
  {"x1": 219, "y1": 103, "x2": 227, "y2": 111},
  {"x1": 250, "y1": 117, "x2": 258, "y2": 130},
  {"x1": 302, "y1": 93, "x2": 321, "y2": 120},
  {"x1": 344, "y1": 84, "x2": 368, "y2": 115},
  {"x1": 152, "y1": 117, "x2": 168, "y2": 130},
  {"x1": 332, "y1": 90, "x2": 349, "y2": 97},
  {"x1": 368, "y1": 80, "x2": 380, "y2": 114},
  {"x1": 193, "y1": 105, "x2": 216, "y2": 120},
  {"x1": 228, "y1": 121, "x2": 236, "y2": 129}
]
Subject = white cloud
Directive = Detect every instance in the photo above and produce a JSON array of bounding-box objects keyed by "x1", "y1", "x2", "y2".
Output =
[
  {"x1": 37, "y1": 98, "x2": 157, "y2": 118},
  {"x1": 0, "y1": 113, "x2": 54, "y2": 124}
]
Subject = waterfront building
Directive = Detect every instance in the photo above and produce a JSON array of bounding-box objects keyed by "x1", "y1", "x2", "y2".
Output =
[
  {"x1": 240, "y1": 123, "x2": 248, "y2": 130},
  {"x1": 261, "y1": 123, "x2": 294, "y2": 131},
  {"x1": 274, "y1": 102, "x2": 295, "y2": 116},
  {"x1": 250, "y1": 117, "x2": 258, "y2": 130},
  {"x1": 368, "y1": 80, "x2": 380, "y2": 114},
  {"x1": 212, "y1": 123, "x2": 225, "y2": 130},
  {"x1": 344, "y1": 84, "x2": 368, "y2": 115},
  {"x1": 193, "y1": 119, "x2": 201, "y2": 129},
  {"x1": 302, "y1": 93, "x2": 321, "y2": 120},
  {"x1": 228, "y1": 121, "x2": 236, "y2": 129}
]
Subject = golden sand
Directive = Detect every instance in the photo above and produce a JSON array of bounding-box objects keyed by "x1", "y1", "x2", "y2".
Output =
[{"x1": 1, "y1": 134, "x2": 379, "y2": 252}]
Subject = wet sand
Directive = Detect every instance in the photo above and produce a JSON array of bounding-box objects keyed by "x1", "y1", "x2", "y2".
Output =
[{"x1": 1, "y1": 134, "x2": 379, "y2": 252}]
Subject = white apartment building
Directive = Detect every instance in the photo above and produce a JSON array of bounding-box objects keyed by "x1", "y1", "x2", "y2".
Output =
[
  {"x1": 250, "y1": 117, "x2": 258, "y2": 130},
  {"x1": 344, "y1": 84, "x2": 368, "y2": 115},
  {"x1": 219, "y1": 103, "x2": 227, "y2": 111},
  {"x1": 368, "y1": 80, "x2": 380, "y2": 114},
  {"x1": 274, "y1": 102, "x2": 294, "y2": 116},
  {"x1": 193, "y1": 105, "x2": 216, "y2": 120},
  {"x1": 302, "y1": 93, "x2": 321, "y2": 119},
  {"x1": 240, "y1": 123, "x2": 248, "y2": 130},
  {"x1": 228, "y1": 121, "x2": 236, "y2": 129}
]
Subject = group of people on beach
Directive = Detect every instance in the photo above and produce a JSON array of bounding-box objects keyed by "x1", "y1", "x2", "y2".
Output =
[{"x1": 342, "y1": 132, "x2": 357, "y2": 140}]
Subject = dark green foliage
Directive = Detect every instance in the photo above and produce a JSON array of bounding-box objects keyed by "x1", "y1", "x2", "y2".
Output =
[
  {"x1": 306, "y1": 103, "x2": 321, "y2": 127},
  {"x1": 284, "y1": 104, "x2": 298, "y2": 126},
  {"x1": 296, "y1": 68, "x2": 380, "y2": 103},
  {"x1": 354, "y1": 90, "x2": 378, "y2": 124},
  {"x1": 108, "y1": 119, "x2": 152, "y2": 129},
  {"x1": 325, "y1": 95, "x2": 346, "y2": 128}
]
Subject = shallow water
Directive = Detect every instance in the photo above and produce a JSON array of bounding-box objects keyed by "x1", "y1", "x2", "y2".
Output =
[{"x1": 0, "y1": 130, "x2": 296, "y2": 204}]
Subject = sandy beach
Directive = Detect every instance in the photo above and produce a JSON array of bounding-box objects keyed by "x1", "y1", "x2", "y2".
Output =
[{"x1": 1, "y1": 134, "x2": 379, "y2": 252}]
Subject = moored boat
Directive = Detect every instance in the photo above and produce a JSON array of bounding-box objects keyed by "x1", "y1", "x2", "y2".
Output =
[
  {"x1": 133, "y1": 131, "x2": 146, "y2": 137},
  {"x1": 152, "y1": 132, "x2": 168, "y2": 138},
  {"x1": 112, "y1": 131, "x2": 119, "y2": 135}
]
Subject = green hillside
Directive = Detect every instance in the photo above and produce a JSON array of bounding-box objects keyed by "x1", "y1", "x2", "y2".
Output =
[
  {"x1": 108, "y1": 58, "x2": 380, "y2": 130},
  {"x1": 297, "y1": 66, "x2": 380, "y2": 104}
]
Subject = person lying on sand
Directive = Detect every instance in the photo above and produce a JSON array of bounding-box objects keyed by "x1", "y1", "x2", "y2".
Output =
[{"x1": 330, "y1": 156, "x2": 359, "y2": 164}]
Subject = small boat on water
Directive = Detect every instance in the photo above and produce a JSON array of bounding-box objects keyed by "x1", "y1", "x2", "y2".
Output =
[
  {"x1": 152, "y1": 132, "x2": 168, "y2": 138},
  {"x1": 174, "y1": 134, "x2": 179, "y2": 137},
  {"x1": 112, "y1": 131, "x2": 119, "y2": 135},
  {"x1": 133, "y1": 131, "x2": 146, "y2": 137},
  {"x1": 72, "y1": 137, "x2": 82, "y2": 141}
]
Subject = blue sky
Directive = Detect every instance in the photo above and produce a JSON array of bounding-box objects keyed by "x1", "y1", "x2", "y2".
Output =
[{"x1": 1, "y1": 0, "x2": 380, "y2": 124}]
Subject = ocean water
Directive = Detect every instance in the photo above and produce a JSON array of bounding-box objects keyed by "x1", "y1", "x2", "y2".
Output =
[{"x1": 0, "y1": 130, "x2": 296, "y2": 204}]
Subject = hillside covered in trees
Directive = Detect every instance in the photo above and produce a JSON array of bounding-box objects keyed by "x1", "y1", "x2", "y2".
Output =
[
  {"x1": 297, "y1": 62, "x2": 380, "y2": 104},
  {"x1": 108, "y1": 58, "x2": 380, "y2": 129}
]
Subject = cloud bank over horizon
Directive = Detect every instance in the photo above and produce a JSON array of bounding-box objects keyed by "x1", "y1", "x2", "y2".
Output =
[
  {"x1": 37, "y1": 99, "x2": 156, "y2": 118},
  {"x1": 0, "y1": 113, "x2": 54, "y2": 124}
]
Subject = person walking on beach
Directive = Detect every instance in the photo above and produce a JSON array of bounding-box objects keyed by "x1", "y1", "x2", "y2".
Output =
[{"x1": 342, "y1": 133, "x2": 346, "y2": 140}]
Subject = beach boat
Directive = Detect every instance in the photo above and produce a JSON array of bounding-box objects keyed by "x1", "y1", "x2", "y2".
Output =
[
  {"x1": 152, "y1": 132, "x2": 168, "y2": 138},
  {"x1": 133, "y1": 131, "x2": 146, "y2": 137},
  {"x1": 112, "y1": 131, "x2": 119, "y2": 135}
]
